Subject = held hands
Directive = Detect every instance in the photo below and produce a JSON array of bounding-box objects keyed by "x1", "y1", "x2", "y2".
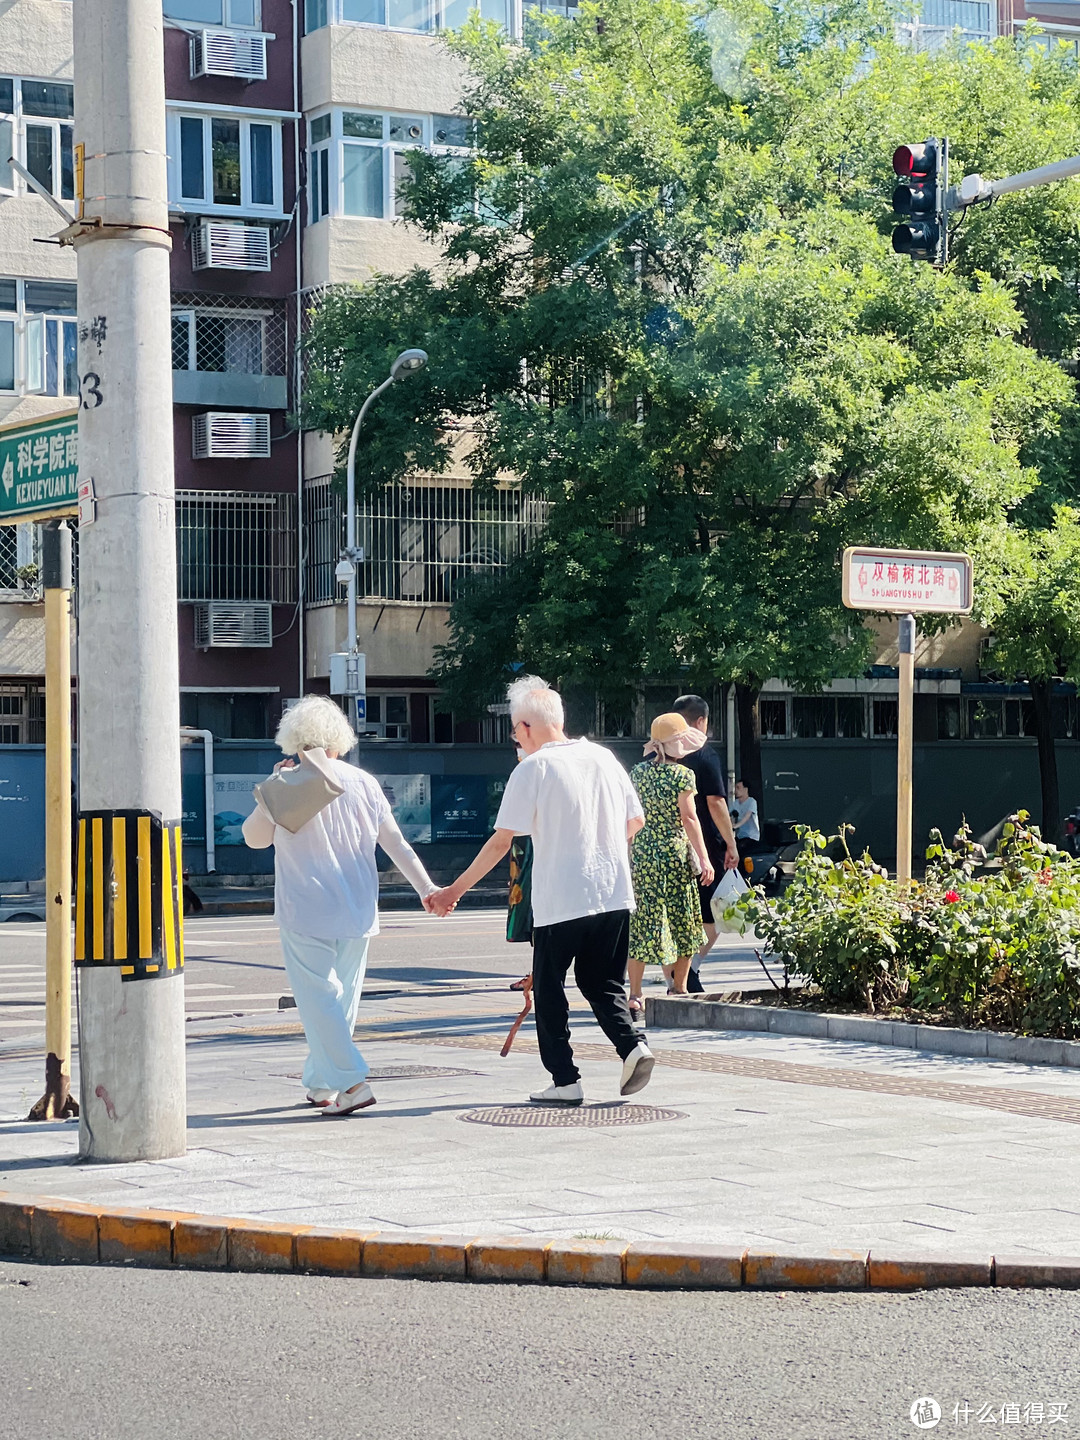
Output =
[{"x1": 423, "y1": 887, "x2": 459, "y2": 918}]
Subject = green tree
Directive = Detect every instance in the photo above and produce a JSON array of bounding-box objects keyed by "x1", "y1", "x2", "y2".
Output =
[{"x1": 299, "y1": 0, "x2": 1070, "y2": 809}]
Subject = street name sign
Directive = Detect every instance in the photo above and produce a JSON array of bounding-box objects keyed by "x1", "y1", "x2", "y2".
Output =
[
  {"x1": 0, "y1": 410, "x2": 79, "y2": 525},
  {"x1": 841, "y1": 546, "x2": 973, "y2": 615}
]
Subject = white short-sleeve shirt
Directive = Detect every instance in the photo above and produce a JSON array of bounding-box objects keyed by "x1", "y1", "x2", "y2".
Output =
[
  {"x1": 272, "y1": 760, "x2": 391, "y2": 941},
  {"x1": 495, "y1": 738, "x2": 643, "y2": 928}
]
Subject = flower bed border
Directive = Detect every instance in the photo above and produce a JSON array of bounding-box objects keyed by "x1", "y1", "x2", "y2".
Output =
[{"x1": 646, "y1": 993, "x2": 1080, "y2": 1068}]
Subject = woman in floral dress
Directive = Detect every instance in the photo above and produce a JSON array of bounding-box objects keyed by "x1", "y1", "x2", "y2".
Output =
[{"x1": 627, "y1": 713, "x2": 714, "y2": 1013}]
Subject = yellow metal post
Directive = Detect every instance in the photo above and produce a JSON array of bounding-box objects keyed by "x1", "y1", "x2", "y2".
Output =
[
  {"x1": 28, "y1": 522, "x2": 78, "y2": 1120},
  {"x1": 896, "y1": 613, "x2": 916, "y2": 889}
]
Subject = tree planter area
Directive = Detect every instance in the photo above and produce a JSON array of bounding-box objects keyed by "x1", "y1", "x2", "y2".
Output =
[{"x1": 703, "y1": 816, "x2": 1080, "y2": 1047}]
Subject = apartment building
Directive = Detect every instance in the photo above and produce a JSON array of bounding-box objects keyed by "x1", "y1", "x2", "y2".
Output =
[
  {"x1": 297, "y1": 0, "x2": 555, "y2": 743},
  {"x1": 0, "y1": 0, "x2": 301, "y2": 757}
]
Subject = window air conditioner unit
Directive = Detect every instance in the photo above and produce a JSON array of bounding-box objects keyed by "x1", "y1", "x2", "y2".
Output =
[
  {"x1": 192, "y1": 412, "x2": 271, "y2": 459},
  {"x1": 192, "y1": 220, "x2": 272, "y2": 272},
  {"x1": 193, "y1": 602, "x2": 273, "y2": 649},
  {"x1": 190, "y1": 28, "x2": 268, "y2": 82}
]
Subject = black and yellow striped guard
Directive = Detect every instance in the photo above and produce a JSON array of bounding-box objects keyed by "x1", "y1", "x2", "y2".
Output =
[{"x1": 75, "y1": 810, "x2": 184, "y2": 981}]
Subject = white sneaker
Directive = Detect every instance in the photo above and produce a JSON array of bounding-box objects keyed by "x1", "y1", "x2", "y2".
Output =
[
  {"x1": 529, "y1": 1081, "x2": 584, "y2": 1106},
  {"x1": 320, "y1": 1082, "x2": 376, "y2": 1116},
  {"x1": 620, "y1": 1042, "x2": 655, "y2": 1096}
]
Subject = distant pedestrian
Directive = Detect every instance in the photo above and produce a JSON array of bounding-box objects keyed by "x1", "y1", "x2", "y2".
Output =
[
  {"x1": 730, "y1": 779, "x2": 760, "y2": 844},
  {"x1": 626, "y1": 714, "x2": 714, "y2": 1010},
  {"x1": 430, "y1": 675, "x2": 654, "y2": 1106},
  {"x1": 243, "y1": 695, "x2": 438, "y2": 1116},
  {"x1": 671, "y1": 694, "x2": 739, "y2": 992}
]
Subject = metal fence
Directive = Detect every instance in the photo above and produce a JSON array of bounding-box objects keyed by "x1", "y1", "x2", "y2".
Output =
[
  {"x1": 176, "y1": 489, "x2": 298, "y2": 603},
  {"x1": 304, "y1": 477, "x2": 548, "y2": 605},
  {"x1": 171, "y1": 292, "x2": 289, "y2": 377}
]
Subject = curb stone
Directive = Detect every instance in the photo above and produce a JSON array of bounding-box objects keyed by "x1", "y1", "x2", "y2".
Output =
[
  {"x1": 647, "y1": 995, "x2": 1080, "y2": 1070},
  {"x1": 3, "y1": 1192, "x2": 1079, "y2": 1291}
]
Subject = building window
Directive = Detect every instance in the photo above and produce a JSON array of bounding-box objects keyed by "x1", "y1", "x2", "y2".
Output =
[
  {"x1": 180, "y1": 691, "x2": 272, "y2": 739},
  {"x1": 305, "y1": 0, "x2": 508, "y2": 34},
  {"x1": 307, "y1": 109, "x2": 473, "y2": 223},
  {"x1": 163, "y1": 0, "x2": 261, "y2": 26},
  {"x1": 175, "y1": 490, "x2": 297, "y2": 603},
  {"x1": 167, "y1": 108, "x2": 283, "y2": 215},
  {"x1": 364, "y1": 694, "x2": 410, "y2": 740},
  {"x1": 872, "y1": 698, "x2": 898, "y2": 739},
  {"x1": 759, "y1": 698, "x2": 788, "y2": 739},
  {"x1": 302, "y1": 477, "x2": 548, "y2": 604},
  {"x1": 0, "y1": 78, "x2": 75, "y2": 202},
  {"x1": 172, "y1": 305, "x2": 274, "y2": 375},
  {"x1": 0, "y1": 278, "x2": 78, "y2": 398},
  {"x1": 0, "y1": 683, "x2": 45, "y2": 744}
]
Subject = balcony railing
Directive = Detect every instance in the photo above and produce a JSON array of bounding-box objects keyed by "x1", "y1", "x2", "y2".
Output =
[
  {"x1": 177, "y1": 489, "x2": 297, "y2": 604},
  {"x1": 303, "y1": 477, "x2": 548, "y2": 606}
]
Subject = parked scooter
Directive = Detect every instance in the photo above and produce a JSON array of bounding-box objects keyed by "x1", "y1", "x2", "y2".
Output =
[{"x1": 736, "y1": 818, "x2": 800, "y2": 896}]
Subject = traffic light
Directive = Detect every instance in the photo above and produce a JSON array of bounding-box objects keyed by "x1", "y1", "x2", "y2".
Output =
[{"x1": 892, "y1": 138, "x2": 948, "y2": 265}]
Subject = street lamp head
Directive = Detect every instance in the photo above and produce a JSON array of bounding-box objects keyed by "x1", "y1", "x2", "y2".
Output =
[{"x1": 390, "y1": 348, "x2": 428, "y2": 382}]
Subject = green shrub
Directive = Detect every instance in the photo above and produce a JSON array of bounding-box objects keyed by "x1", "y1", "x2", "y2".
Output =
[{"x1": 727, "y1": 813, "x2": 1080, "y2": 1036}]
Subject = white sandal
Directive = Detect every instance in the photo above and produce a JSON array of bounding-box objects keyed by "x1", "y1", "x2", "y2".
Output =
[
  {"x1": 306, "y1": 1088, "x2": 336, "y2": 1107},
  {"x1": 320, "y1": 1082, "x2": 376, "y2": 1117}
]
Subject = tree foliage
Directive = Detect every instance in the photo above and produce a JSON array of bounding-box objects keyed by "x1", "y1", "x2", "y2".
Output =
[{"x1": 299, "y1": 0, "x2": 1076, "y2": 777}]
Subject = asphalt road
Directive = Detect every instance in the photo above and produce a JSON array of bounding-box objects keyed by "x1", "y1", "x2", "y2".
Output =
[{"x1": 1, "y1": 1260, "x2": 1078, "y2": 1440}]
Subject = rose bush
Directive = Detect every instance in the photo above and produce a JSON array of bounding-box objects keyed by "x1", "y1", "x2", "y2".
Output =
[{"x1": 728, "y1": 813, "x2": 1080, "y2": 1037}]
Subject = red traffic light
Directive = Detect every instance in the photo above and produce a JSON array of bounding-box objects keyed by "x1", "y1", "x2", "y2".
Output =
[{"x1": 893, "y1": 142, "x2": 936, "y2": 182}]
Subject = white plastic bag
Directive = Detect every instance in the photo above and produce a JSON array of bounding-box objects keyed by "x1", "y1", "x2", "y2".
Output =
[{"x1": 710, "y1": 867, "x2": 750, "y2": 934}]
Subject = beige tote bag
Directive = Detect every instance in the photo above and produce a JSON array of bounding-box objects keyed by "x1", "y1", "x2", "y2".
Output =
[{"x1": 253, "y1": 747, "x2": 345, "y2": 834}]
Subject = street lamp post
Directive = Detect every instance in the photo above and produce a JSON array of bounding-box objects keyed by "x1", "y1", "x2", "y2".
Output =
[{"x1": 336, "y1": 348, "x2": 428, "y2": 734}]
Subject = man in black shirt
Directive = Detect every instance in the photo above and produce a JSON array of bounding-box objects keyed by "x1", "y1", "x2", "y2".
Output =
[{"x1": 672, "y1": 694, "x2": 739, "y2": 992}]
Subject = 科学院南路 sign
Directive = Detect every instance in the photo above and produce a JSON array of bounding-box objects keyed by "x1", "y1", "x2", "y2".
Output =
[{"x1": 0, "y1": 411, "x2": 79, "y2": 525}]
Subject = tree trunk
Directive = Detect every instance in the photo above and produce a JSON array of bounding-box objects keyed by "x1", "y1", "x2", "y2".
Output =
[
  {"x1": 735, "y1": 681, "x2": 764, "y2": 816},
  {"x1": 1029, "y1": 678, "x2": 1060, "y2": 841}
]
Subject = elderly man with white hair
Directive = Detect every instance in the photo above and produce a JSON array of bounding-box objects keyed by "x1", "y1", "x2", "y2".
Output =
[
  {"x1": 431, "y1": 676, "x2": 654, "y2": 1105},
  {"x1": 243, "y1": 695, "x2": 438, "y2": 1116}
]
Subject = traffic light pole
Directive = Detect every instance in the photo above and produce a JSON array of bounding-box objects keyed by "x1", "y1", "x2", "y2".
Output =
[
  {"x1": 954, "y1": 153, "x2": 1080, "y2": 209},
  {"x1": 69, "y1": 0, "x2": 187, "y2": 1160}
]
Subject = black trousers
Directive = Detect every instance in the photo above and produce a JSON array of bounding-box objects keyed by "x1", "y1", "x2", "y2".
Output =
[{"x1": 532, "y1": 909, "x2": 640, "y2": 1086}]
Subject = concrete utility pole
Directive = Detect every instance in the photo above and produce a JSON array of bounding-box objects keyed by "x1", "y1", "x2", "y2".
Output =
[
  {"x1": 27, "y1": 522, "x2": 78, "y2": 1121},
  {"x1": 71, "y1": 0, "x2": 186, "y2": 1160}
]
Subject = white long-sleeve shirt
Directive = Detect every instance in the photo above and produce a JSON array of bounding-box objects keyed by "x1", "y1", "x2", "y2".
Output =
[{"x1": 242, "y1": 758, "x2": 436, "y2": 940}]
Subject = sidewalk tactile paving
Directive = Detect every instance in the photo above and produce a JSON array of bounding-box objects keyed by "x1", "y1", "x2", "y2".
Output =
[
  {"x1": 398, "y1": 1033, "x2": 1080, "y2": 1127},
  {"x1": 459, "y1": 1103, "x2": 686, "y2": 1128}
]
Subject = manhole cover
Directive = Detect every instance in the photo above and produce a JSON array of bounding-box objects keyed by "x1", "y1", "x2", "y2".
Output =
[
  {"x1": 275, "y1": 1065, "x2": 480, "y2": 1081},
  {"x1": 459, "y1": 1103, "x2": 686, "y2": 1128}
]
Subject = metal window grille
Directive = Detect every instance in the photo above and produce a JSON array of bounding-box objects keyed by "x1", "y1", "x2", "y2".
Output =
[
  {"x1": 171, "y1": 292, "x2": 288, "y2": 375},
  {"x1": 0, "y1": 526, "x2": 20, "y2": 591},
  {"x1": 176, "y1": 489, "x2": 297, "y2": 603},
  {"x1": 0, "y1": 682, "x2": 45, "y2": 743},
  {"x1": 303, "y1": 477, "x2": 548, "y2": 605}
]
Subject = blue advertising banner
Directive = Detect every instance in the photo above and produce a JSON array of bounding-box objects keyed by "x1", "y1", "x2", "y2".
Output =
[{"x1": 431, "y1": 774, "x2": 489, "y2": 842}]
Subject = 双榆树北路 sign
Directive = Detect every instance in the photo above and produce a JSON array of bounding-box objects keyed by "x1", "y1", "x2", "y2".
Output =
[
  {"x1": 0, "y1": 411, "x2": 79, "y2": 524},
  {"x1": 841, "y1": 546, "x2": 973, "y2": 615}
]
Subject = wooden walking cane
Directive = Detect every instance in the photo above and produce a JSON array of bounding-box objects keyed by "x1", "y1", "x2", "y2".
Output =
[{"x1": 500, "y1": 974, "x2": 533, "y2": 1057}]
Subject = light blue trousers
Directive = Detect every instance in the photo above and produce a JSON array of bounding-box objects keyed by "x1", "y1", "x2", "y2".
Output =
[{"x1": 278, "y1": 926, "x2": 370, "y2": 1093}]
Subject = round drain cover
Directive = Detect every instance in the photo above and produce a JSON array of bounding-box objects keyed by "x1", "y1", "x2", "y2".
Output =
[{"x1": 459, "y1": 1103, "x2": 686, "y2": 1128}]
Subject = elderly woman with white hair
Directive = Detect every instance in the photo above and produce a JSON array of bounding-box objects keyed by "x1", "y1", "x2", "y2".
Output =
[{"x1": 242, "y1": 695, "x2": 438, "y2": 1116}]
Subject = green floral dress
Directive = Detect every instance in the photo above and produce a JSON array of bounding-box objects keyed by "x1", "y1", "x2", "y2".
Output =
[{"x1": 628, "y1": 760, "x2": 706, "y2": 967}]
